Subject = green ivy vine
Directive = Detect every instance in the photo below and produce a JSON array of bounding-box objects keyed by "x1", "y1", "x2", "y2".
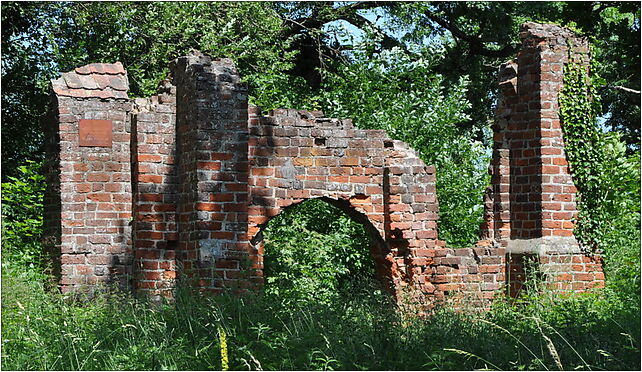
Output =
[
  {"x1": 559, "y1": 54, "x2": 604, "y2": 251},
  {"x1": 559, "y1": 51, "x2": 641, "y2": 266}
]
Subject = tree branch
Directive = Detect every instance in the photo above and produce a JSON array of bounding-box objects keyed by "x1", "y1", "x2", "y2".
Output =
[
  {"x1": 603, "y1": 85, "x2": 641, "y2": 95},
  {"x1": 338, "y1": 10, "x2": 409, "y2": 52},
  {"x1": 281, "y1": 2, "x2": 414, "y2": 56},
  {"x1": 421, "y1": 9, "x2": 518, "y2": 58}
]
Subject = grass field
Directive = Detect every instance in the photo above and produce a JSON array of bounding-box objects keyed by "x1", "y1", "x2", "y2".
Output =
[{"x1": 1, "y1": 262, "x2": 639, "y2": 371}]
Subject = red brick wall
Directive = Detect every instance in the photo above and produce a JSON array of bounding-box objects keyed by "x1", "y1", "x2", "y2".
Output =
[
  {"x1": 131, "y1": 80, "x2": 178, "y2": 300},
  {"x1": 44, "y1": 22, "x2": 604, "y2": 309},
  {"x1": 246, "y1": 107, "x2": 444, "y2": 304},
  {"x1": 45, "y1": 63, "x2": 133, "y2": 293}
]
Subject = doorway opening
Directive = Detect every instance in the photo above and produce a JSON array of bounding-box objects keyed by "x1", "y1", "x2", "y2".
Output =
[{"x1": 258, "y1": 198, "x2": 392, "y2": 306}]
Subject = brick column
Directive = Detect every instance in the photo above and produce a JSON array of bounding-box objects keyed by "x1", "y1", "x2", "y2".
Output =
[
  {"x1": 171, "y1": 52, "x2": 250, "y2": 292},
  {"x1": 45, "y1": 63, "x2": 133, "y2": 293},
  {"x1": 131, "y1": 79, "x2": 178, "y2": 300},
  {"x1": 482, "y1": 61, "x2": 517, "y2": 246},
  {"x1": 488, "y1": 23, "x2": 603, "y2": 294}
]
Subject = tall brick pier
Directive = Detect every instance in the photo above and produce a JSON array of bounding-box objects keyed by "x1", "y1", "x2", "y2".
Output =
[{"x1": 44, "y1": 23, "x2": 603, "y2": 309}]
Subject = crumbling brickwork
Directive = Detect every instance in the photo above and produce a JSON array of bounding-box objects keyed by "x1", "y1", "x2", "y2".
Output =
[
  {"x1": 246, "y1": 107, "x2": 443, "y2": 303},
  {"x1": 482, "y1": 22, "x2": 604, "y2": 294},
  {"x1": 170, "y1": 55, "x2": 251, "y2": 295},
  {"x1": 44, "y1": 23, "x2": 603, "y2": 308}
]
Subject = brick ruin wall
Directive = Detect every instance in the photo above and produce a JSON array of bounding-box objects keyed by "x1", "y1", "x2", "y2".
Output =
[
  {"x1": 44, "y1": 23, "x2": 604, "y2": 310},
  {"x1": 480, "y1": 23, "x2": 604, "y2": 297}
]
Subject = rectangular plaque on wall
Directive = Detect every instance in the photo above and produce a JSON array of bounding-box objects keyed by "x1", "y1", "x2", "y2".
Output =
[{"x1": 79, "y1": 119, "x2": 112, "y2": 147}]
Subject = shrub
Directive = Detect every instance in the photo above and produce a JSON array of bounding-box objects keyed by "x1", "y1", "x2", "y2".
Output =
[
  {"x1": 1, "y1": 160, "x2": 46, "y2": 270},
  {"x1": 262, "y1": 198, "x2": 382, "y2": 305}
]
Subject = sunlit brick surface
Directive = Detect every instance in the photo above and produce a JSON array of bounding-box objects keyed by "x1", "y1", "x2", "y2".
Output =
[{"x1": 44, "y1": 23, "x2": 603, "y2": 309}]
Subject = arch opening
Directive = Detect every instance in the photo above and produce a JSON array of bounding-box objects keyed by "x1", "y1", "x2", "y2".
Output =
[{"x1": 251, "y1": 197, "x2": 394, "y2": 304}]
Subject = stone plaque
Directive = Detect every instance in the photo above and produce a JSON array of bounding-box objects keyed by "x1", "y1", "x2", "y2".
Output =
[{"x1": 79, "y1": 119, "x2": 112, "y2": 147}]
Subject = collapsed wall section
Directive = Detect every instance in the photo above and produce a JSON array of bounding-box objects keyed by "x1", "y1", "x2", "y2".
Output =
[{"x1": 245, "y1": 109, "x2": 508, "y2": 311}]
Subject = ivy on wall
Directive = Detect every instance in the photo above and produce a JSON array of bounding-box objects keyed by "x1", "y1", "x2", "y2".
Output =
[
  {"x1": 559, "y1": 52, "x2": 641, "y2": 292},
  {"x1": 559, "y1": 55, "x2": 603, "y2": 250}
]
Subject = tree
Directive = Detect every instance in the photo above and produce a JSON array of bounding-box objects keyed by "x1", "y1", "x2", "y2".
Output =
[
  {"x1": 1, "y1": 2, "x2": 59, "y2": 180},
  {"x1": 273, "y1": 1, "x2": 640, "y2": 145}
]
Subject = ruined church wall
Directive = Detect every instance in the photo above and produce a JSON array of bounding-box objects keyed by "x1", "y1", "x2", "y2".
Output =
[{"x1": 43, "y1": 22, "x2": 605, "y2": 309}]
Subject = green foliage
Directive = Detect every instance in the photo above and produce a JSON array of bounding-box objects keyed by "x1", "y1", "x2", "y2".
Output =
[
  {"x1": 51, "y1": 2, "x2": 313, "y2": 110},
  {"x1": 2, "y1": 263, "x2": 639, "y2": 371},
  {"x1": 560, "y1": 59, "x2": 641, "y2": 295},
  {"x1": 322, "y1": 46, "x2": 490, "y2": 246},
  {"x1": 1, "y1": 160, "x2": 46, "y2": 270},
  {"x1": 262, "y1": 199, "x2": 380, "y2": 304},
  {"x1": 1, "y1": 2, "x2": 57, "y2": 180}
]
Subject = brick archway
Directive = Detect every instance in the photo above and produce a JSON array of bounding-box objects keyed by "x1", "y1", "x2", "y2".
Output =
[
  {"x1": 243, "y1": 106, "x2": 443, "y2": 300},
  {"x1": 248, "y1": 196, "x2": 396, "y2": 296}
]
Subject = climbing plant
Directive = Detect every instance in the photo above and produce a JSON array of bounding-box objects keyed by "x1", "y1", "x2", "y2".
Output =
[
  {"x1": 559, "y1": 54, "x2": 641, "y2": 293},
  {"x1": 559, "y1": 56, "x2": 604, "y2": 248}
]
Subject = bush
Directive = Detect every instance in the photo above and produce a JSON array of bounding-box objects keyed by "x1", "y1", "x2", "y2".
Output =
[
  {"x1": 262, "y1": 198, "x2": 383, "y2": 305},
  {"x1": 1, "y1": 160, "x2": 46, "y2": 270}
]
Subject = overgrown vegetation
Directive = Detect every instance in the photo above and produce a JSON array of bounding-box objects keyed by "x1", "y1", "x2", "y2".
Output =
[
  {"x1": 0, "y1": 161, "x2": 46, "y2": 271},
  {"x1": 262, "y1": 198, "x2": 382, "y2": 305},
  {"x1": 2, "y1": 161, "x2": 640, "y2": 370},
  {"x1": 2, "y1": 253, "x2": 640, "y2": 370}
]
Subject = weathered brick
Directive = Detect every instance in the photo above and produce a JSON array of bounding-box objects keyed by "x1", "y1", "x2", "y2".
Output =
[{"x1": 45, "y1": 26, "x2": 603, "y2": 310}]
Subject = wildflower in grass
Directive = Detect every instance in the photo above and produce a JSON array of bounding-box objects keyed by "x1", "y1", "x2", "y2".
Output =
[{"x1": 218, "y1": 325, "x2": 229, "y2": 371}]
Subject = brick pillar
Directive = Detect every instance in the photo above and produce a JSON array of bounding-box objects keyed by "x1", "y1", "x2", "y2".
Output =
[
  {"x1": 482, "y1": 61, "x2": 518, "y2": 246},
  {"x1": 45, "y1": 63, "x2": 133, "y2": 293},
  {"x1": 131, "y1": 79, "x2": 178, "y2": 300},
  {"x1": 171, "y1": 52, "x2": 250, "y2": 292},
  {"x1": 488, "y1": 23, "x2": 604, "y2": 293}
]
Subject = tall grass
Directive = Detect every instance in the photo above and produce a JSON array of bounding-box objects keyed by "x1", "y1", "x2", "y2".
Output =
[{"x1": 2, "y1": 262, "x2": 639, "y2": 371}]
